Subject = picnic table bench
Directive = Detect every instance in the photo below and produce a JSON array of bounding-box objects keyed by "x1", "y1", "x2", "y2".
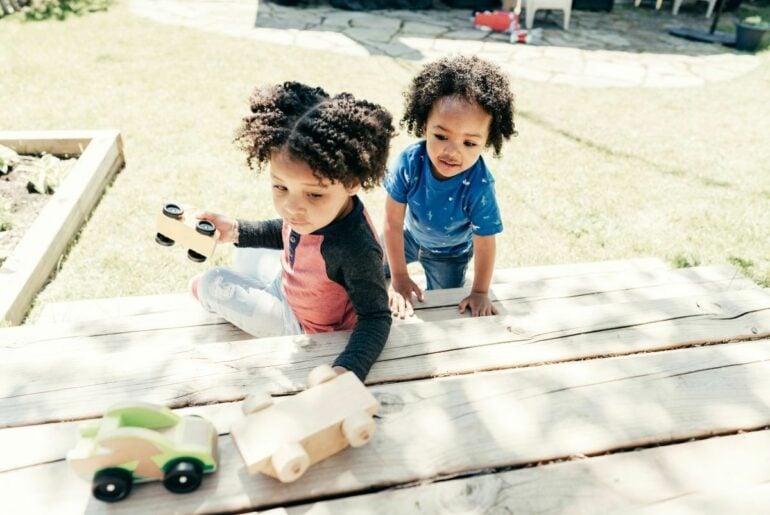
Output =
[{"x1": 2, "y1": 257, "x2": 770, "y2": 513}]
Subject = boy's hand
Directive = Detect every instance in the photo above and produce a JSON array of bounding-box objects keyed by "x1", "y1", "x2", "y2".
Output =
[
  {"x1": 195, "y1": 210, "x2": 237, "y2": 244},
  {"x1": 459, "y1": 291, "x2": 498, "y2": 317},
  {"x1": 388, "y1": 274, "x2": 424, "y2": 319}
]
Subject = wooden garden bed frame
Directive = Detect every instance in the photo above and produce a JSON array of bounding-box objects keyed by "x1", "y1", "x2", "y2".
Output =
[{"x1": 0, "y1": 130, "x2": 124, "y2": 325}]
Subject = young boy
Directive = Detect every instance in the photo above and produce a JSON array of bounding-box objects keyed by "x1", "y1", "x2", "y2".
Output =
[{"x1": 383, "y1": 55, "x2": 517, "y2": 319}]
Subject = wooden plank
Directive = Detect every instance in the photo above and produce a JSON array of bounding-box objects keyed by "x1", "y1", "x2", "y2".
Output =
[
  {"x1": 413, "y1": 265, "x2": 758, "y2": 323},
  {"x1": 32, "y1": 264, "x2": 751, "y2": 326},
  {"x1": 2, "y1": 289, "x2": 770, "y2": 428},
  {"x1": 279, "y1": 430, "x2": 770, "y2": 515},
  {"x1": 35, "y1": 293, "x2": 207, "y2": 325},
  {"x1": 18, "y1": 264, "x2": 753, "y2": 344},
  {"x1": 0, "y1": 130, "x2": 125, "y2": 325},
  {"x1": 0, "y1": 130, "x2": 99, "y2": 156},
  {"x1": 479, "y1": 256, "x2": 670, "y2": 282},
  {"x1": 2, "y1": 340, "x2": 770, "y2": 513}
]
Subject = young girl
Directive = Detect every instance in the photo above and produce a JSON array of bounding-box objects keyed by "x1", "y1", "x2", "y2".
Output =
[
  {"x1": 383, "y1": 55, "x2": 517, "y2": 319},
  {"x1": 191, "y1": 81, "x2": 395, "y2": 381}
]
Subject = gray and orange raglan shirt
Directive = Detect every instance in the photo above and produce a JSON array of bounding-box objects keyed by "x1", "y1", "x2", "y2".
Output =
[{"x1": 235, "y1": 196, "x2": 391, "y2": 380}]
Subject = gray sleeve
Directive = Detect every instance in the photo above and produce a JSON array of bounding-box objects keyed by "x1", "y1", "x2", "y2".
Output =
[
  {"x1": 324, "y1": 236, "x2": 392, "y2": 381},
  {"x1": 235, "y1": 218, "x2": 283, "y2": 249}
]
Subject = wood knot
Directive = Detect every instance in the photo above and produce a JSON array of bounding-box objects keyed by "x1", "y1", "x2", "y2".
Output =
[{"x1": 373, "y1": 392, "x2": 404, "y2": 415}]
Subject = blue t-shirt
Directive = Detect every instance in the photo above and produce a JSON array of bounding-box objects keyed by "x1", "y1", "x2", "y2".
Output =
[{"x1": 384, "y1": 141, "x2": 503, "y2": 257}]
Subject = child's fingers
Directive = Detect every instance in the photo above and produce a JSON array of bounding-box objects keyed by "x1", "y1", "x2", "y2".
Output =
[
  {"x1": 389, "y1": 292, "x2": 408, "y2": 319},
  {"x1": 403, "y1": 298, "x2": 414, "y2": 317},
  {"x1": 195, "y1": 210, "x2": 213, "y2": 220}
]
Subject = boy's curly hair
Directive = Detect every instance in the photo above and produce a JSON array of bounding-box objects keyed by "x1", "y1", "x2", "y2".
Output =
[
  {"x1": 401, "y1": 55, "x2": 516, "y2": 157},
  {"x1": 234, "y1": 81, "x2": 395, "y2": 190}
]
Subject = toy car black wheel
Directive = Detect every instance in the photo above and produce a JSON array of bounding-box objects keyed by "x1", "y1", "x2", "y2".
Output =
[
  {"x1": 162, "y1": 202, "x2": 184, "y2": 220},
  {"x1": 163, "y1": 459, "x2": 203, "y2": 494},
  {"x1": 195, "y1": 220, "x2": 216, "y2": 237},
  {"x1": 155, "y1": 232, "x2": 175, "y2": 246},
  {"x1": 92, "y1": 468, "x2": 133, "y2": 503},
  {"x1": 187, "y1": 249, "x2": 207, "y2": 263}
]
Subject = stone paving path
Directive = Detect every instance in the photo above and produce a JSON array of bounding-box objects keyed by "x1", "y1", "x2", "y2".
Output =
[{"x1": 130, "y1": 0, "x2": 760, "y2": 87}]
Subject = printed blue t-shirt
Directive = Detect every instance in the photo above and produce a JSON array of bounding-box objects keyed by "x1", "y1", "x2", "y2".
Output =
[{"x1": 384, "y1": 141, "x2": 503, "y2": 257}]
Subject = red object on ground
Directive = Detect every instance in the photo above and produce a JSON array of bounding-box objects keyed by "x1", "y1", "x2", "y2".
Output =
[{"x1": 473, "y1": 11, "x2": 514, "y2": 33}]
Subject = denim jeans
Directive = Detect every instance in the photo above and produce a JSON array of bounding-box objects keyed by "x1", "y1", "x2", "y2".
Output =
[
  {"x1": 384, "y1": 228, "x2": 472, "y2": 290},
  {"x1": 196, "y1": 247, "x2": 302, "y2": 337}
]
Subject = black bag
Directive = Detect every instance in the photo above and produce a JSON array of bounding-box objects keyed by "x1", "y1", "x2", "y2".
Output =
[{"x1": 329, "y1": 0, "x2": 433, "y2": 9}]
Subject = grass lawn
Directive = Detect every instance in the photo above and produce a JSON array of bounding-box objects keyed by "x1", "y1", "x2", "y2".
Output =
[{"x1": 1, "y1": 1, "x2": 769, "y2": 324}]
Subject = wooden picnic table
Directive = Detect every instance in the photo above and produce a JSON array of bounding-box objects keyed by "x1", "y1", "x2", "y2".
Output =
[{"x1": 2, "y1": 257, "x2": 770, "y2": 513}]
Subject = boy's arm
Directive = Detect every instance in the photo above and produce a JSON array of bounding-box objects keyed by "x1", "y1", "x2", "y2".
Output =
[
  {"x1": 331, "y1": 247, "x2": 392, "y2": 381},
  {"x1": 459, "y1": 234, "x2": 498, "y2": 317},
  {"x1": 384, "y1": 196, "x2": 423, "y2": 318}
]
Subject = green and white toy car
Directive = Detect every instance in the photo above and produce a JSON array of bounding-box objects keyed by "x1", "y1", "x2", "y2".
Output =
[{"x1": 67, "y1": 402, "x2": 219, "y2": 502}]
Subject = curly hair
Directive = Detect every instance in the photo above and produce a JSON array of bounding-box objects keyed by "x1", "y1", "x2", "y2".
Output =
[
  {"x1": 401, "y1": 55, "x2": 516, "y2": 157},
  {"x1": 234, "y1": 81, "x2": 395, "y2": 190}
]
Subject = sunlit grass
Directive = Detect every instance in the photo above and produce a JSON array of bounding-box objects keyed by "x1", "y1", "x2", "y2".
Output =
[{"x1": 1, "y1": 1, "x2": 768, "y2": 323}]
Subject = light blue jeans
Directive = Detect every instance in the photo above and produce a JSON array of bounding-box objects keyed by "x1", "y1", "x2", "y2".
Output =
[
  {"x1": 196, "y1": 247, "x2": 302, "y2": 337},
  {"x1": 383, "y1": 228, "x2": 472, "y2": 290}
]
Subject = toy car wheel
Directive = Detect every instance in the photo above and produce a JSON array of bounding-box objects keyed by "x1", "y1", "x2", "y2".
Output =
[
  {"x1": 163, "y1": 202, "x2": 184, "y2": 219},
  {"x1": 241, "y1": 390, "x2": 274, "y2": 415},
  {"x1": 271, "y1": 442, "x2": 310, "y2": 483},
  {"x1": 307, "y1": 364, "x2": 337, "y2": 387},
  {"x1": 195, "y1": 220, "x2": 216, "y2": 237},
  {"x1": 155, "y1": 232, "x2": 175, "y2": 246},
  {"x1": 92, "y1": 468, "x2": 133, "y2": 503},
  {"x1": 187, "y1": 249, "x2": 207, "y2": 263},
  {"x1": 163, "y1": 459, "x2": 203, "y2": 494},
  {"x1": 342, "y1": 411, "x2": 376, "y2": 448}
]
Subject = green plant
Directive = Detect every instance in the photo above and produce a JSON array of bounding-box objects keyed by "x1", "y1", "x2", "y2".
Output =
[
  {"x1": 0, "y1": 199, "x2": 13, "y2": 232},
  {"x1": 727, "y1": 255, "x2": 755, "y2": 276},
  {"x1": 671, "y1": 253, "x2": 701, "y2": 268},
  {"x1": 0, "y1": 146, "x2": 19, "y2": 175},
  {"x1": 27, "y1": 154, "x2": 68, "y2": 194},
  {"x1": 22, "y1": 0, "x2": 112, "y2": 21}
]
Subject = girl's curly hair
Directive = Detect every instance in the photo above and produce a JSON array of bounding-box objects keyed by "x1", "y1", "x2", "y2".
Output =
[
  {"x1": 401, "y1": 55, "x2": 516, "y2": 157},
  {"x1": 235, "y1": 81, "x2": 395, "y2": 190}
]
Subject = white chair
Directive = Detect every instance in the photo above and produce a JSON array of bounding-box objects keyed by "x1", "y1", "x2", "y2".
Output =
[
  {"x1": 634, "y1": 0, "x2": 663, "y2": 10},
  {"x1": 503, "y1": 0, "x2": 571, "y2": 31},
  {"x1": 672, "y1": 0, "x2": 718, "y2": 17}
]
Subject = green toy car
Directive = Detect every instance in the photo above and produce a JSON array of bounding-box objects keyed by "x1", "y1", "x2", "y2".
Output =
[{"x1": 67, "y1": 402, "x2": 219, "y2": 502}]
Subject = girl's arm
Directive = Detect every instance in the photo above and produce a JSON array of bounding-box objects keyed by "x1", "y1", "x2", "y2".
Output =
[
  {"x1": 233, "y1": 218, "x2": 284, "y2": 249},
  {"x1": 459, "y1": 234, "x2": 498, "y2": 317},
  {"x1": 331, "y1": 246, "x2": 392, "y2": 381},
  {"x1": 195, "y1": 211, "x2": 284, "y2": 249},
  {"x1": 384, "y1": 196, "x2": 423, "y2": 318}
]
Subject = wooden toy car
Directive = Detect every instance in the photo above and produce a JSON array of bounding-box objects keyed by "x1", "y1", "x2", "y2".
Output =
[
  {"x1": 230, "y1": 365, "x2": 378, "y2": 483},
  {"x1": 155, "y1": 201, "x2": 218, "y2": 262},
  {"x1": 66, "y1": 402, "x2": 219, "y2": 503}
]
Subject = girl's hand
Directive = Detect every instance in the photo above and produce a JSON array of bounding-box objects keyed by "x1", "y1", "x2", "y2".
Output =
[
  {"x1": 388, "y1": 274, "x2": 424, "y2": 319},
  {"x1": 459, "y1": 291, "x2": 498, "y2": 317},
  {"x1": 195, "y1": 210, "x2": 237, "y2": 244}
]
